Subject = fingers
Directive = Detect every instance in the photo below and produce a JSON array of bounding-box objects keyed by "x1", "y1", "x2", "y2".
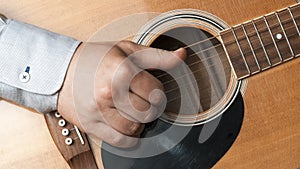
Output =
[
  {"x1": 97, "y1": 81, "x2": 160, "y2": 123},
  {"x1": 110, "y1": 58, "x2": 164, "y2": 123},
  {"x1": 102, "y1": 108, "x2": 145, "y2": 136},
  {"x1": 112, "y1": 88, "x2": 160, "y2": 123},
  {"x1": 88, "y1": 122, "x2": 139, "y2": 148},
  {"x1": 117, "y1": 40, "x2": 187, "y2": 70},
  {"x1": 130, "y1": 70, "x2": 164, "y2": 105},
  {"x1": 125, "y1": 92, "x2": 162, "y2": 123},
  {"x1": 132, "y1": 47, "x2": 186, "y2": 70},
  {"x1": 80, "y1": 41, "x2": 187, "y2": 148}
]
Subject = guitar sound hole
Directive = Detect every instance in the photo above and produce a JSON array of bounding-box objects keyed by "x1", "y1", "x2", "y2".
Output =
[
  {"x1": 149, "y1": 27, "x2": 231, "y2": 120},
  {"x1": 101, "y1": 11, "x2": 245, "y2": 169}
]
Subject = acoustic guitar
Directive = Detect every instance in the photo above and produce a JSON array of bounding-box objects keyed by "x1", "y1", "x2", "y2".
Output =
[{"x1": 0, "y1": 0, "x2": 299, "y2": 168}]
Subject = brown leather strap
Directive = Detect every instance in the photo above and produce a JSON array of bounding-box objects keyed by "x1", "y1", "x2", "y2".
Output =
[{"x1": 44, "y1": 112, "x2": 98, "y2": 169}]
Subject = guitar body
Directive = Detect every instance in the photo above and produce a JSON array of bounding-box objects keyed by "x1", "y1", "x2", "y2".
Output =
[{"x1": 0, "y1": 0, "x2": 299, "y2": 168}]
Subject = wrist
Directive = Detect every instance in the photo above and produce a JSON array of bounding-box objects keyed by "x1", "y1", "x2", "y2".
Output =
[{"x1": 57, "y1": 42, "x2": 84, "y2": 123}]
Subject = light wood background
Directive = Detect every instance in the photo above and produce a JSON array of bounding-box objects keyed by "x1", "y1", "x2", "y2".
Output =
[{"x1": 0, "y1": 0, "x2": 299, "y2": 168}]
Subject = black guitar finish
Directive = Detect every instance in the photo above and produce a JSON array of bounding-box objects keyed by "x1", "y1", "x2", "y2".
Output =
[
  {"x1": 101, "y1": 93, "x2": 244, "y2": 169},
  {"x1": 101, "y1": 26, "x2": 244, "y2": 169}
]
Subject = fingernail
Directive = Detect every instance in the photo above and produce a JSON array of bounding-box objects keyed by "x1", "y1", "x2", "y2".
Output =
[
  {"x1": 149, "y1": 89, "x2": 164, "y2": 105},
  {"x1": 174, "y1": 48, "x2": 183, "y2": 53},
  {"x1": 173, "y1": 48, "x2": 186, "y2": 56}
]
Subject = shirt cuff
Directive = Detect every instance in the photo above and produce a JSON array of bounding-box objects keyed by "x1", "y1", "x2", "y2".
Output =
[{"x1": 0, "y1": 19, "x2": 80, "y2": 113}]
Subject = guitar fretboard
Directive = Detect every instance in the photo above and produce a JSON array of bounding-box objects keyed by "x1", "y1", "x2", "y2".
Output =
[{"x1": 220, "y1": 3, "x2": 300, "y2": 79}]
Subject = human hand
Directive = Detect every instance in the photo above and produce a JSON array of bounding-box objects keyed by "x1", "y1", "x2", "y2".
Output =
[{"x1": 58, "y1": 40, "x2": 186, "y2": 148}]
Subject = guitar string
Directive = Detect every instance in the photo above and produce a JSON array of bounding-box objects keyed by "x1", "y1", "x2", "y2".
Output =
[
  {"x1": 162, "y1": 31, "x2": 298, "y2": 89},
  {"x1": 164, "y1": 42, "x2": 299, "y2": 105},
  {"x1": 157, "y1": 27, "x2": 299, "y2": 90},
  {"x1": 181, "y1": 13, "x2": 300, "y2": 50},
  {"x1": 155, "y1": 16, "x2": 299, "y2": 80},
  {"x1": 158, "y1": 14, "x2": 300, "y2": 78},
  {"x1": 137, "y1": 10, "x2": 300, "y2": 113},
  {"x1": 163, "y1": 29, "x2": 299, "y2": 93},
  {"x1": 153, "y1": 20, "x2": 299, "y2": 84},
  {"x1": 162, "y1": 31, "x2": 299, "y2": 102}
]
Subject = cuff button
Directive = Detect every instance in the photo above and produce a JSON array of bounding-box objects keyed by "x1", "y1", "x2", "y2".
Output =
[{"x1": 19, "y1": 72, "x2": 30, "y2": 83}]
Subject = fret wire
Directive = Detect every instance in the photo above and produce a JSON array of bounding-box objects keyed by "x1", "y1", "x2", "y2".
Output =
[
  {"x1": 288, "y1": 7, "x2": 300, "y2": 36},
  {"x1": 231, "y1": 28, "x2": 251, "y2": 74},
  {"x1": 263, "y1": 16, "x2": 283, "y2": 62},
  {"x1": 161, "y1": 31, "x2": 299, "y2": 88},
  {"x1": 157, "y1": 24, "x2": 299, "y2": 80},
  {"x1": 275, "y1": 12, "x2": 295, "y2": 58},
  {"x1": 241, "y1": 24, "x2": 261, "y2": 71},
  {"x1": 196, "y1": 5, "x2": 300, "y2": 49},
  {"x1": 165, "y1": 31, "x2": 298, "y2": 100},
  {"x1": 251, "y1": 20, "x2": 272, "y2": 66},
  {"x1": 223, "y1": 14, "x2": 300, "y2": 48}
]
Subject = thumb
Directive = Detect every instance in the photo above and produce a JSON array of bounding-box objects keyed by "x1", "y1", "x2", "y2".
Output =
[
  {"x1": 132, "y1": 47, "x2": 187, "y2": 70},
  {"x1": 118, "y1": 41, "x2": 187, "y2": 70}
]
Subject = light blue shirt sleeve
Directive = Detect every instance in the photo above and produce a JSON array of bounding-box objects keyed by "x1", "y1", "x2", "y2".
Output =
[{"x1": 0, "y1": 15, "x2": 81, "y2": 113}]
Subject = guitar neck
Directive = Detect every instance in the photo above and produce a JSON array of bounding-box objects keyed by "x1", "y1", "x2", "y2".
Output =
[{"x1": 220, "y1": 3, "x2": 300, "y2": 80}]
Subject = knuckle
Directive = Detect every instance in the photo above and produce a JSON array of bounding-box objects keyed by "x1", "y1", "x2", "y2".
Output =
[
  {"x1": 120, "y1": 64, "x2": 132, "y2": 75},
  {"x1": 138, "y1": 71, "x2": 149, "y2": 80},
  {"x1": 95, "y1": 87, "x2": 113, "y2": 111},
  {"x1": 142, "y1": 107, "x2": 158, "y2": 123},
  {"x1": 136, "y1": 102, "x2": 151, "y2": 112},
  {"x1": 118, "y1": 40, "x2": 133, "y2": 48},
  {"x1": 116, "y1": 62, "x2": 134, "y2": 79},
  {"x1": 98, "y1": 86, "x2": 112, "y2": 100},
  {"x1": 85, "y1": 98, "x2": 98, "y2": 113},
  {"x1": 110, "y1": 134, "x2": 125, "y2": 146},
  {"x1": 118, "y1": 40, "x2": 141, "y2": 54},
  {"x1": 127, "y1": 123, "x2": 141, "y2": 136}
]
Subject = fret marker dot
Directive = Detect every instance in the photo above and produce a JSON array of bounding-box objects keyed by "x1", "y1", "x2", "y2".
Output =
[{"x1": 276, "y1": 33, "x2": 282, "y2": 40}]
